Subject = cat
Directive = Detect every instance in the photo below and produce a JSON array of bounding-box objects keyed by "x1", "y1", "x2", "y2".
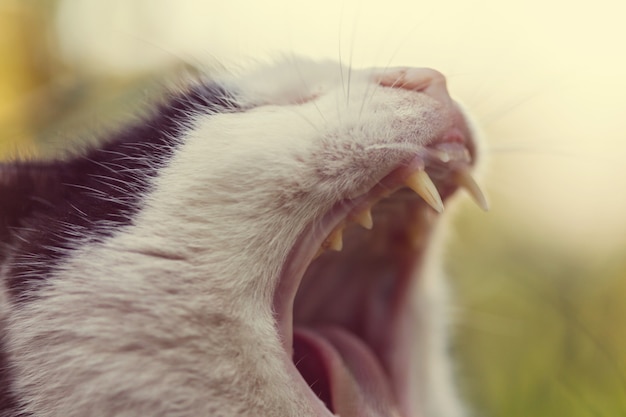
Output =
[{"x1": 0, "y1": 58, "x2": 487, "y2": 417}]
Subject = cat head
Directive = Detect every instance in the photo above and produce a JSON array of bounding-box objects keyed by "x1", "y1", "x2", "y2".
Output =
[{"x1": 0, "y1": 59, "x2": 485, "y2": 417}]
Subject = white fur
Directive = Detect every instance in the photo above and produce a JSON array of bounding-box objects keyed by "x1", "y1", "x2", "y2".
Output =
[{"x1": 2, "y1": 59, "x2": 467, "y2": 417}]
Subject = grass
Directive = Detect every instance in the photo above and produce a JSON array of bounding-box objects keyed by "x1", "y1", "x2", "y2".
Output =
[{"x1": 449, "y1": 209, "x2": 626, "y2": 416}]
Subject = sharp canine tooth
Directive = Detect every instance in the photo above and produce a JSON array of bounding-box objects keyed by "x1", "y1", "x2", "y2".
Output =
[
  {"x1": 327, "y1": 227, "x2": 344, "y2": 251},
  {"x1": 405, "y1": 170, "x2": 444, "y2": 213},
  {"x1": 456, "y1": 168, "x2": 489, "y2": 211},
  {"x1": 353, "y1": 208, "x2": 373, "y2": 230}
]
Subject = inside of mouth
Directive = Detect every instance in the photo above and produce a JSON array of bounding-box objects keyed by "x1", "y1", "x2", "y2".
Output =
[
  {"x1": 292, "y1": 190, "x2": 431, "y2": 415},
  {"x1": 273, "y1": 140, "x2": 477, "y2": 416}
]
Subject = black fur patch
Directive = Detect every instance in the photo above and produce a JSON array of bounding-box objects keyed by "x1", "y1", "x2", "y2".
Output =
[
  {"x1": 1, "y1": 83, "x2": 237, "y2": 301},
  {"x1": 0, "y1": 82, "x2": 239, "y2": 414}
]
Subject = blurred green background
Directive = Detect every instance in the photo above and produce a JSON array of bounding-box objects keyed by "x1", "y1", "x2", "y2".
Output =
[{"x1": 1, "y1": 1, "x2": 625, "y2": 415}]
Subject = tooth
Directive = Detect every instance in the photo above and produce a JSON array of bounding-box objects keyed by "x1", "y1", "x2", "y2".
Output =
[
  {"x1": 405, "y1": 170, "x2": 444, "y2": 213},
  {"x1": 327, "y1": 227, "x2": 344, "y2": 251},
  {"x1": 314, "y1": 226, "x2": 344, "y2": 259},
  {"x1": 455, "y1": 167, "x2": 489, "y2": 211},
  {"x1": 353, "y1": 208, "x2": 373, "y2": 230},
  {"x1": 433, "y1": 150, "x2": 451, "y2": 163}
]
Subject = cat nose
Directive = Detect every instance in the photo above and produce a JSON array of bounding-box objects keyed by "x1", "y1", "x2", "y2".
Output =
[{"x1": 376, "y1": 67, "x2": 452, "y2": 106}]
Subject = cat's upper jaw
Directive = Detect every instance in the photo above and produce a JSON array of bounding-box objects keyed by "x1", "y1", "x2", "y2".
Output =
[{"x1": 0, "y1": 59, "x2": 485, "y2": 417}]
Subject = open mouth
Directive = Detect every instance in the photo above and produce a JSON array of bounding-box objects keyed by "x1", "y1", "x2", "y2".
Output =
[{"x1": 273, "y1": 123, "x2": 487, "y2": 416}]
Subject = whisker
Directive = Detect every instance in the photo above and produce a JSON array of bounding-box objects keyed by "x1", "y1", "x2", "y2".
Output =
[
  {"x1": 481, "y1": 93, "x2": 548, "y2": 127},
  {"x1": 114, "y1": 29, "x2": 207, "y2": 71},
  {"x1": 487, "y1": 143, "x2": 626, "y2": 166},
  {"x1": 345, "y1": 0, "x2": 363, "y2": 107},
  {"x1": 338, "y1": 0, "x2": 347, "y2": 100},
  {"x1": 364, "y1": 143, "x2": 422, "y2": 153},
  {"x1": 360, "y1": 14, "x2": 431, "y2": 118},
  {"x1": 285, "y1": 107, "x2": 323, "y2": 136},
  {"x1": 487, "y1": 145, "x2": 589, "y2": 160},
  {"x1": 289, "y1": 55, "x2": 327, "y2": 124},
  {"x1": 356, "y1": 66, "x2": 390, "y2": 123}
]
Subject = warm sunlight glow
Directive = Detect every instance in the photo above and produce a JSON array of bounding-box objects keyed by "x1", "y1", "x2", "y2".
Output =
[{"x1": 53, "y1": 0, "x2": 626, "y2": 253}]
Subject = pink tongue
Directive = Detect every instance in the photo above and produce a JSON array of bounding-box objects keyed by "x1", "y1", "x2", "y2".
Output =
[{"x1": 293, "y1": 326, "x2": 401, "y2": 417}]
